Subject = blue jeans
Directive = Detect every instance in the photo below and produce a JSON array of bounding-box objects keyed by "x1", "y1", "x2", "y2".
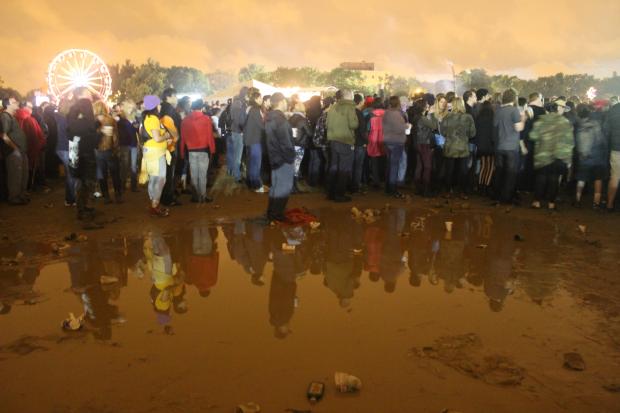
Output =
[
  {"x1": 230, "y1": 132, "x2": 244, "y2": 181},
  {"x1": 494, "y1": 150, "x2": 519, "y2": 203},
  {"x1": 95, "y1": 149, "x2": 122, "y2": 199},
  {"x1": 246, "y1": 144, "x2": 262, "y2": 189},
  {"x1": 56, "y1": 150, "x2": 76, "y2": 204},
  {"x1": 270, "y1": 163, "x2": 294, "y2": 199},
  {"x1": 351, "y1": 145, "x2": 366, "y2": 191},
  {"x1": 384, "y1": 143, "x2": 404, "y2": 193},
  {"x1": 119, "y1": 146, "x2": 138, "y2": 191}
]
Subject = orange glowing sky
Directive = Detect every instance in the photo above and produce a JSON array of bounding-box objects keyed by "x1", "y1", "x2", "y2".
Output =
[{"x1": 1, "y1": 0, "x2": 619, "y2": 92}]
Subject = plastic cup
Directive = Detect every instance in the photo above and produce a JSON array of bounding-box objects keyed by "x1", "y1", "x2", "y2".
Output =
[
  {"x1": 292, "y1": 128, "x2": 298, "y2": 138},
  {"x1": 445, "y1": 221, "x2": 453, "y2": 232}
]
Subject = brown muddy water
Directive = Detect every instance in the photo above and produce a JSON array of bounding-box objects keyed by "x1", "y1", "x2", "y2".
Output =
[{"x1": 1, "y1": 206, "x2": 619, "y2": 413}]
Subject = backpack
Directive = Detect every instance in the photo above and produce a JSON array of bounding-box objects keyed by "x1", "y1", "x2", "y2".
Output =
[
  {"x1": 219, "y1": 105, "x2": 232, "y2": 134},
  {"x1": 312, "y1": 110, "x2": 329, "y2": 148}
]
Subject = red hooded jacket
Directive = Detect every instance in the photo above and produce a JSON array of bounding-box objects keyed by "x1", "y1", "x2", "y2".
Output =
[{"x1": 15, "y1": 108, "x2": 45, "y2": 168}]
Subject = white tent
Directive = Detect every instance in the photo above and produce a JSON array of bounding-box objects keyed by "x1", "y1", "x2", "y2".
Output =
[{"x1": 205, "y1": 79, "x2": 278, "y2": 102}]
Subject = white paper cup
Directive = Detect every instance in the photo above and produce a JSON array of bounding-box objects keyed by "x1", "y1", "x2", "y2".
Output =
[
  {"x1": 405, "y1": 124, "x2": 412, "y2": 134},
  {"x1": 291, "y1": 128, "x2": 298, "y2": 138},
  {"x1": 445, "y1": 221, "x2": 453, "y2": 232}
]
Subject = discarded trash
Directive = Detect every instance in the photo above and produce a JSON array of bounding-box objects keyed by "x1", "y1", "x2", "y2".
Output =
[
  {"x1": 513, "y1": 234, "x2": 524, "y2": 242},
  {"x1": 2, "y1": 251, "x2": 25, "y2": 266},
  {"x1": 334, "y1": 371, "x2": 362, "y2": 393},
  {"x1": 351, "y1": 207, "x2": 362, "y2": 218},
  {"x1": 100, "y1": 275, "x2": 120, "y2": 285},
  {"x1": 410, "y1": 217, "x2": 426, "y2": 231},
  {"x1": 285, "y1": 409, "x2": 312, "y2": 413},
  {"x1": 444, "y1": 221, "x2": 453, "y2": 232},
  {"x1": 307, "y1": 381, "x2": 325, "y2": 403},
  {"x1": 44, "y1": 202, "x2": 54, "y2": 209},
  {"x1": 563, "y1": 352, "x2": 586, "y2": 371},
  {"x1": 61, "y1": 312, "x2": 84, "y2": 331},
  {"x1": 603, "y1": 383, "x2": 620, "y2": 393},
  {"x1": 363, "y1": 209, "x2": 374, "y2": 217},
  {"x1": 65, "y1": 233, "x2": 77, "y2": 241},
  {"x1": 309, "y1": 221, "x2": 321, "y2": 230},
  {"x1": 476, "y1": 244, "x2": 488, "y2": 249},
  {"x1": 51, "y1": 242, "x2": 69, "y2": 255},
  {"x1": 578, "y1": 225, "x2": 587, "y2": 234},
  {"x1": 235, "y1": 402, "x2": 261, "y2": 413},
  {"x1": 282, "y1": 243, "x2": 296, "y2": 252},
  {"x1": 352, "y1": 248, "x2": 363, "y2": 256},
  {"x1": 401, "y1": 251, "x2": 409, "y2": 263},
  {"x1": 400, "y1": 232, "x2": 410, "y2": 238}
]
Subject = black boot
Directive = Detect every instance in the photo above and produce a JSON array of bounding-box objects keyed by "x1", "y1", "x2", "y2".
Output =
[
  {"x1": 271, "y1": 197, "x2": 288, "y2": 222},
  {"x1": 99, "y1": 179, "x2": 111, "y2": 204},
  {"x1": 333, "y1": 172, "x2": 351, "y2": 202}
]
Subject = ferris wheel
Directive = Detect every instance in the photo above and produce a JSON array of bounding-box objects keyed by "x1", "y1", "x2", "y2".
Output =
[{"x1": 47, "y1": 49, "x2": 112, "y2": 101}]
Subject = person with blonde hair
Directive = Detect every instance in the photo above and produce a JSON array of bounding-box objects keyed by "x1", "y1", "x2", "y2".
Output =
[
  {"x1": 117, "y1": 100, "x2": 140, "y2": 192},
  {"x1": 93, "y1": 100, "x2": 123, "y2": 204},
  {"x1": 439, "y1": 97, "x2": 476, "y2": 198}
]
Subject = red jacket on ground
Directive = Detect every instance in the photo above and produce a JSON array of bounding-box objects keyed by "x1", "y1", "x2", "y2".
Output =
[{"x1": 180, "y1": 111, "x2": 215, "y2": 159}]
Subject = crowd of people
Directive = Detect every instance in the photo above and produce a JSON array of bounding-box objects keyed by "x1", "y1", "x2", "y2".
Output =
[{"x1": 1, "y1": 84, "x2": 620, "y2": 226}]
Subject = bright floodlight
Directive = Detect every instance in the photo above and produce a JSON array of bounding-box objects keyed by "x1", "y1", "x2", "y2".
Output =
[
  {"x1": 586, "y1": 86, "x2": 597, "y2": 101},
  {"x1": 47, "y1": 49, "x2": 112, "y2": 101}
]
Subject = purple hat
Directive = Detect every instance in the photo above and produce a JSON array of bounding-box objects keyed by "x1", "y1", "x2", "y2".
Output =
[{"x1": 144, "y1": 95, "x2": 161, "y2": 111}]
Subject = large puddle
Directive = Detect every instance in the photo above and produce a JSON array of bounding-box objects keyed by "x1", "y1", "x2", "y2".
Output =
[{"x1": 1, "y1": 207, "x2": 619, "y2": 412}]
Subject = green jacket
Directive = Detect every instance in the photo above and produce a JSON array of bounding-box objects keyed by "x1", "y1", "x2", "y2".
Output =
[
  {"x1": 529, "y1": 113, "x2": 574, "y2": 169},
  {"x1": 326, "y1": 100, "x2": 358, "y2": 145},
  {"x1": 441, "y1": 112, "x2": 476, "y2": 158}
]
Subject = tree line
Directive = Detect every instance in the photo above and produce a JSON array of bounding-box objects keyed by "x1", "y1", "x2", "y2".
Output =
[{"x1": 1, "y1": 63, "x2": 619, "y2": 103}]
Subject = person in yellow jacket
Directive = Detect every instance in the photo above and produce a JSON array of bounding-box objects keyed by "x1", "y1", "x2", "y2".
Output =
[{"x1": 139, "y1": 95, "x2": 172, "y2": 217}]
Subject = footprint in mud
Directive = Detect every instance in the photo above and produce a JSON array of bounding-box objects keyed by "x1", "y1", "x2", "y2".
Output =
[
  {"x1": 412, "y1": 333, "x2": 526, "y2": 386},
  {"x1": 0, "y1": 335, "x2": 49, "y2": 356}
]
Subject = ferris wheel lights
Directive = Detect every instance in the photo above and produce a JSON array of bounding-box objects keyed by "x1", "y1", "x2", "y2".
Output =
[{"x1": 47, "y1": 49, "x2": 112, "y2": 101}]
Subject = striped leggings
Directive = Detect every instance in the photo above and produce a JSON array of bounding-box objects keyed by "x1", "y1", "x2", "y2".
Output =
[{"x1": 478, "y1": 155, "x2": 495, "y2": 186}]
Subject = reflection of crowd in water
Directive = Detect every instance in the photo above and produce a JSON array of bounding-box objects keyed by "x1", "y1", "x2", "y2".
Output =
[{"x1": 1, "y1": 208, "x2": 568, "y2": 339}]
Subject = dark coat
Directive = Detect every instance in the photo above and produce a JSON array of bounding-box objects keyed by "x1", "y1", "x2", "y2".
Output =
[
  {"x1": 475, "y1": 104, "x2": 495, "y2": 155},
  {"x1": 243, "y1": 105, "x2": 265, "y2": 146},
  {"x1": 288, "y1": 113, "x2": 312, "y2": 148},
  {"x1": 265, "y1": 110, "x2": 295, "y2": 169}
]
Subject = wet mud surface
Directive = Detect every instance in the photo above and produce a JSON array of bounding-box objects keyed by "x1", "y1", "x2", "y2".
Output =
[{"x1": 1, "y1": 188, "x2": 620, "y2": 412}]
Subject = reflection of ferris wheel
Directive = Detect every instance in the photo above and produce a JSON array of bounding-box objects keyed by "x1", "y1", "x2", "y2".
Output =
[{"x1": 47, "y1": 49, "x2": 112, "y2": 101}]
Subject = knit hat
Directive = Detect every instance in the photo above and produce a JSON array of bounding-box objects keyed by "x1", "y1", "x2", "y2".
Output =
[{"x1": 143, "y1": 95, "x2": 161, "y2": 111}]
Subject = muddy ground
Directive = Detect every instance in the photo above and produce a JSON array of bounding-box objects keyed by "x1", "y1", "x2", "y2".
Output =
[{"x1": 1, "y1": 181, "x2": 619, "y2": 413}]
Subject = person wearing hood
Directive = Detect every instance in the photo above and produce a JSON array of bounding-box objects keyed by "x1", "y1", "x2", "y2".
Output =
[
  {"x1": 159, "y1": 88, "x2": 181, "y2": 206},
  {"x1": 366, "y1": 99, "x2": 386, "y2": 189},
  {"x1": 264, "y1": 93, "x2": 295, "y2": 222},
  {"x1": 326, "y1": 89, "x2": 358, "y2": 202},
  {"x1": 14, "y1": 105, "x2": 45, "y2": 191},
  {"x1": 140, "y1": 95, "x2": 172, "y2": 217},
  {"x1": 229, "y1": 86, "x2": 249, "y2": 182},
  {"x1": 180, "y1": 99, "x2": 216, "y2": 203}
]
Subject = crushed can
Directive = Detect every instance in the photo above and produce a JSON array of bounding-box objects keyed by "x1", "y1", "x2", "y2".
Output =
[{"x1": 306, "y1": 381, "x2": 325, "y2": 403}]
